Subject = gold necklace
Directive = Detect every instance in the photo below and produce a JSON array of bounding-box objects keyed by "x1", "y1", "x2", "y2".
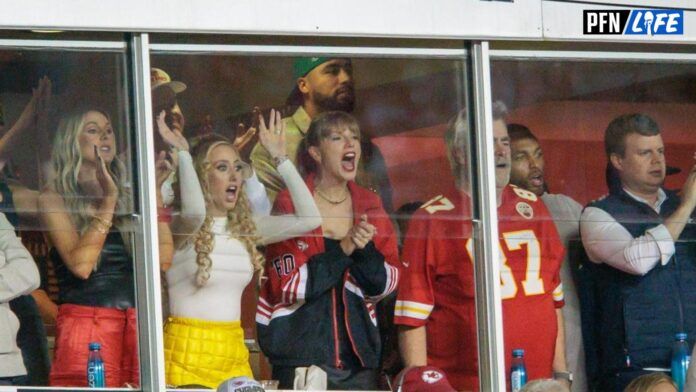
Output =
[{"x1": 315, "y1": 187, "x2": 349, "y2": 205}]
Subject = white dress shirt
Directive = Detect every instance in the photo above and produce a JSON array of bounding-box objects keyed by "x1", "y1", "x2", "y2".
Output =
[{"x1": 580, "y1": 188, "x2": 675, "y2": 276}]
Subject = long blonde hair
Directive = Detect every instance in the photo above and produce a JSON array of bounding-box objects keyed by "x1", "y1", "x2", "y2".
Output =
[
  {"x1": 50, "y1": 109, "x2": 130, "y2": 232},
  {"x1": 190, "y1": 135, "x2": 264, "y2": 287}
]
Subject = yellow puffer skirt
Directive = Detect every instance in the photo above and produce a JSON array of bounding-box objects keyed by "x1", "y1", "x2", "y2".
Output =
[{"x1": 164, "y1": 317, "x2": 253, "y2": 388}]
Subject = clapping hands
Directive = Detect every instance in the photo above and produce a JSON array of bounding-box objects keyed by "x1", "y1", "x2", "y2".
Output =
[{"x1": 341, "y1": 215, "x2": 377, "y2": 255}]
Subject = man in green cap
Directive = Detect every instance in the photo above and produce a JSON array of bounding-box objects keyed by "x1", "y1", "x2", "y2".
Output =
[{"x1": 250, "y1": 57, "x2": 392, "y2": 211}]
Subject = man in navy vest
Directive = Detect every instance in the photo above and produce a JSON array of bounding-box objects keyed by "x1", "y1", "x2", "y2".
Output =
[{"x1": 580, "y1": 113, "x2": 696, "y2": 391}]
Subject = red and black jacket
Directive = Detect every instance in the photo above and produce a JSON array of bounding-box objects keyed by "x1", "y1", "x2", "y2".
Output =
[{"x1": 256, "y1": 175, "x2": 400, "y2": 369}]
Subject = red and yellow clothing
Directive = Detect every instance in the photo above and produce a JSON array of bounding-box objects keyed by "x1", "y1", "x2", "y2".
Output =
[
  {"x1": 257, "y1": 176, "x2": 400, "y2": 371},
  {"x1": 395, "y1": 185, "x2": 565, "y2": 391},
  {"x1": 50, "y1": 304, "x2": 138, "y2": 388},
  {"x1": 164, "y1": 317, "x2": 252, "y2": 388}
]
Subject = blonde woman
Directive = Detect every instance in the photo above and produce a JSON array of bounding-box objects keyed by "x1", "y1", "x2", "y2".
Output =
[
  {"x1": 39, "y1": 108, "x2": 173, "y2": 387},
  {"x1": 164, "y1": 109, "x2": 321, "y2": 388}
]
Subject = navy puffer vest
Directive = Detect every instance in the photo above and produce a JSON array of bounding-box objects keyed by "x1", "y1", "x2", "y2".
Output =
[{"x1": 586, "y1": 189, "x2": 696, "y2": 374}]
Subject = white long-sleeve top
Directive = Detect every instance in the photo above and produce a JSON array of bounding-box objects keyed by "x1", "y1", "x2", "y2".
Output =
[
  {"x1": 170, "y1": 150, "x2": 206, "y2": 236},
  {"x1": 580, "y1": 188, "x2": 675, "y2": 276},
  {"x1": 245, "y1": 171, "x2": 272, "y2": 217},
  {"x1": 161, "y1": 151, "x2": 270, "y2": 235},
  {"x1": 166, "y1": 159, "x2": 320, "y2": 321}
]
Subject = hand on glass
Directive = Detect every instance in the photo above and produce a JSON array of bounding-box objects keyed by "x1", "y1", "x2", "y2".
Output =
[
  {"x1": 233, "y1": 106, "x2": 260, "y2": 150},
  {"x1": 94, "y1": 145, "x2": 119, "y2": 200},
  {"x1": 258, "y1": 108, "x2": 286, "y2": 160},
  {"x1": 156, "y1": 110, "x2": 189, "y2": 152},
  {"x1": 12, "y1": 76, "x2": 52, "y2": 133}
]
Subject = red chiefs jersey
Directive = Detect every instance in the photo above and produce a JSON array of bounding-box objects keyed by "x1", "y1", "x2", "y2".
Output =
[{"x1": 394, "y1": 185, "x2": 565, "y2": 391}]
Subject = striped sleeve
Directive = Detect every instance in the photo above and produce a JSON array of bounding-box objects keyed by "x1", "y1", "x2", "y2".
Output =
[
  {"x1": 394, "y1": 300, "x2": 433, "y2": 321},
  {"x1": 394, "y1": 217, "x2": 435, "y2": 327}
]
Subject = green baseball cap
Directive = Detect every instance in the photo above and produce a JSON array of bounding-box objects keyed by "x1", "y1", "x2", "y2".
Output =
[
  {"x1": 287, "y1": 57, "x2": 331, "y2": 105},
  {"x1": 292, "y1": 56, "x2": 331, "y2": 80}
]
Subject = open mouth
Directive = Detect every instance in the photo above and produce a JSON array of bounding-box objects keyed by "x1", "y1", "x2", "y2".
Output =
[
  {"x1": 225, "y1": 185, "x2": 238, "y2": 202},
  {"x1": 529, "y1": 173, "x2": 544, "y2": 187},
  {"x1": 649, "y1": 169, "x2": 663, "y2": 177},
  {"x1": 341, "y1": 152, "x2": 356, "y2": 172},
  {"x1": 99, "y1": 146, "x2": 112, "y2": 153}
]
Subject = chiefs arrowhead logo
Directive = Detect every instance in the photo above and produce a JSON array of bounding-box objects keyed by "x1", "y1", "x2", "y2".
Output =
[
  {"x1": 421, "y1": 370, "x2": 444, "y2": 384},
  {"x1": 515, "y1": 202, "x2": 534, "y2": 220},
  {"x1": 296, "y1": 240, "x2": 308, "y2": 251}
]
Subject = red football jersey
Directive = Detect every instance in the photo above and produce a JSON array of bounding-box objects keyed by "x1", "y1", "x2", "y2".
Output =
[{"x1": 395, "y1": 185, "x2": 565, "y2": 391}]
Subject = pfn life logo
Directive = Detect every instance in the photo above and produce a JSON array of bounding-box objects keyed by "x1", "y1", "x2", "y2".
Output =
[{"x1": 584, "y1": 9, "x2": 684, "y2": 35}]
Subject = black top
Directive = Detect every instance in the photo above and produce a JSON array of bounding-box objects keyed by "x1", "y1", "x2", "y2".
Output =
[
  {"x1": 51, "y1": 230, "x2": 135, "y2": 309},
  {"x1": 324, "y1": 237, "x2": 363, "y2": 370}
]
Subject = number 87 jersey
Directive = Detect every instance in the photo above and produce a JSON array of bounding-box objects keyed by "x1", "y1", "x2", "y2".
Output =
[{"x1": 394, "y1": 184, "x2": 565, "y2": 391}]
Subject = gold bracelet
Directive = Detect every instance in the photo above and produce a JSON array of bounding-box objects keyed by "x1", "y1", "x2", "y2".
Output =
[
  {"x1": 92, "y1": 215, "x2": 112, "y2": 227},
  {"x1": 91, "y1": 216, "x2": 112, "y2": 234}
]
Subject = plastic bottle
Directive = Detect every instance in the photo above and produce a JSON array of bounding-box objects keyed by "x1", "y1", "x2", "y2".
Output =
[
  {"x1": 511, "y1": 348, "x2": 527, "y2": 392},
  {"x1": 87, "y1": 342, "x2": 106, "y2": 388},
  {"x1": 672, "y1": 333, "x2": 691, "y2": 392}
]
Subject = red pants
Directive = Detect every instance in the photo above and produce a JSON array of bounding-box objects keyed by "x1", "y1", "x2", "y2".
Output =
[{"x1": 49, "y1": 304, "x2": 139, "y2": 387}]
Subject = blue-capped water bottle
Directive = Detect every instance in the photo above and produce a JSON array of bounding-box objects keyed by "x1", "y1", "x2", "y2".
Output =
[
  {"x1": 672, "y1": 333, "x2": 691, "y2": 392},
  {"x1": 511, "y1": 349, "x2": 527, "y2": 392},
  {"x1": 87, "y1": 342, "x2": 106, "y2": 388}
]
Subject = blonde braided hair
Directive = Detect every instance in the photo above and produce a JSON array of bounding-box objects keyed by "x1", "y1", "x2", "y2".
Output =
[{"x1": 191, "y1": 135, "x2": 264, "y2": 287}]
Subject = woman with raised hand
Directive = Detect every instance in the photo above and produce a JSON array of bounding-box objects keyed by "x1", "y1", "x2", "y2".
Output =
[
  {"x1": 256, "y1": 111, "x2": 400, "y2": 390},
  {"x1": 163, "y1": 109, "x2": 320, "y2": 388},
  {"x1": 153, "y1": 110, "x2": 206, "y2": 272},
  {"x1": 39, "y1": 108, "x2": 171, "y2": 387}
]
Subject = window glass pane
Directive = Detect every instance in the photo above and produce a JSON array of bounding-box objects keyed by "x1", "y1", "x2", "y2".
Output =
[
  {"x1": 0, "y1": 45, "x2": 140, "y2": 388},
  {"x1": 492, "y1": 58, "x2": 696, "y2": 391},
  {"x1": 150, "y1": 49, "x2": 479, "y2": 390},
  {"x1": 149, "y1": 32, "x2": 466, "y2": 49}
]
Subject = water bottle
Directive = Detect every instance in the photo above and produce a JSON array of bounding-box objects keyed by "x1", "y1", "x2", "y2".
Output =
[
  {"x1": 87, "y1": 342, "x2": 106, "y2": 388},
  {"x1": 672, "y1": 333, "x2": 691, "y2": 392},
  {"x1": 511, "y1": 349, "x2": 527, "y2": 392}
]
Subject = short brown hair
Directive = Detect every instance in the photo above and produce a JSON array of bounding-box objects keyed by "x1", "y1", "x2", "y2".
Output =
[
  {"x1": 508, "y1": 123, "x2": 538, "y2": 144},
  {"x1": 605, "y1": 113, "x2": 660, "y2": 158},
  {"x1": 624, "y1": 372, "x2": 676, "y2": 392}
]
